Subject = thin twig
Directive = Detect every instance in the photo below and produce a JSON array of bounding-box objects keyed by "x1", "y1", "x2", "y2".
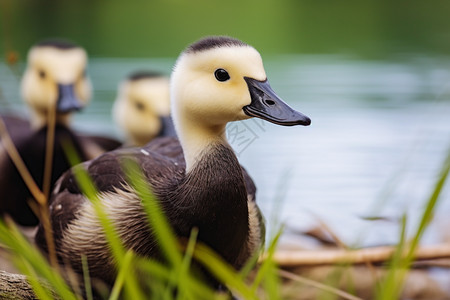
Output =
[
  {"x1": 412, "y1": 259, "x2": 450, "y2": 268},
  {"x1": 40, "y1": 103, "x2": 58, "y2": 269},
  {"x1": 0, "y1": 116, "x2": 58, "y2": 269},
  {"x1": 43, "y1": 103, "x2": 56, "y2": 202},
  {"x1": 0, "y1": 117, "x2": 45, "y2": 203},
  {"x1": 278, "y1": 269, "x2": 364, "y2": 300},
  {"x1": 40, "y1": 207, "x2": 58, "y2": 269},
  {"x1": 267, "y1": 243, "x2": 450, "y2": 266}
]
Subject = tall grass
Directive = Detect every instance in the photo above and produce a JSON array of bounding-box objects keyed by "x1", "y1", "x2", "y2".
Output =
[
  {"x1": 0, "y1": 144, "x2": 286, "y2": 299},
  {"x1": 375, "y1": 145, "x2": 450, "y2": 300}
]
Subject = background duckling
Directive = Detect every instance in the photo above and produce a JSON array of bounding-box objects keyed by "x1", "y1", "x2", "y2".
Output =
[
  {"x1": 0, "y1": 39, "x2": 120, "y2": 226},
  {"x1": 1, "y1": 40, "x2": 89, "y2": 144},
  {"x1": 35, "y1": 36, "x2": 310, "y2": 289},
  {"x1": 113, "y1": 71, "x2": 176, "y2": 147}
]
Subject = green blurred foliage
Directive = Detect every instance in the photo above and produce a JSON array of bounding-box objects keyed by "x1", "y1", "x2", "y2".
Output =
[{"x1": 1, "y1": 0, "x2": 450, "y2": 59}]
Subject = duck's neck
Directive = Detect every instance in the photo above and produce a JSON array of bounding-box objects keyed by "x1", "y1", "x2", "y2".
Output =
[
  {"x1": 170, "y1": 118, "x2": 251, "y2": 266},
  {"x1": 177, "y1": 121, "x2": 228, "y2": 173}
]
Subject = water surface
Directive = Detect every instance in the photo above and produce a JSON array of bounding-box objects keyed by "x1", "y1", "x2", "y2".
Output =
[{"x1": 1, "y1": 55, "x2": 450, "y2": 248}]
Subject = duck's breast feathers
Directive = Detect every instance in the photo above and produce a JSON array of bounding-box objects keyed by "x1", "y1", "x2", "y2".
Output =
[{"x1": 37, "y1": 137, "x2": 184, "y2": 248}]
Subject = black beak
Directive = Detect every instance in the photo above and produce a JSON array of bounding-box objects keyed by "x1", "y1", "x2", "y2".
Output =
[
  {"x1": 57, "y1": 84, "x2": 83, "y2": 113},
  {"x1": 243, "y1": 77, "x2": 311, "y2": 126}
]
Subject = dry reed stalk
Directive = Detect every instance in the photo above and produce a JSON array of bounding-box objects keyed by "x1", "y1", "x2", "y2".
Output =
[
  {"x1": 39, "y1": 103, "x2": 58, "y2": 269},
  {"x1": 43, "y1": 103, "x2": 56, "y2": 201},
  {"x1": 268, "y1": 243, "x2": 450, "y2": 266},
  {"x1": 0, "y1": 116, "x2": 58, "y2": 268},
  {"x1": 0, "y1": 118, "x2": 45, "y2": 204}
]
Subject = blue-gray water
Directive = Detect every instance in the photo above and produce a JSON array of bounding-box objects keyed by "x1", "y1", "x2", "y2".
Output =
[{"x1": 1, "y1": 55, "x2": 450, "y2": 248}]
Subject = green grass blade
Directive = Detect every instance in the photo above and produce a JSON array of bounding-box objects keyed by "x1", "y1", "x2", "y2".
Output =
[
  {"x1": 193, "y1": 243, "x2": 255, "y2": 299},
  {"x1": 175, "y1": 227, "x2": 198, "y2": 300},
  {"x1": 81, "y1": 255, "x2": 93, "y2": 300},
  {"x1": 121, "y1": 158, "x2": 182, "y2": 267},
  {"x1": 238, "y1": 246, "x2": 263, "y2": 280},
  {"x1": 375, "y1": 214, "x2": 407, "y2": 299},
  {"x1": 17, "y1": 258, "x2": 54, "y2": 300},
  {"x1": 376, "y1": 146, "x2": 450, "y2": 299},
  {"x1": 137, "y1": 257, "x2": 220, "y2": 300},
  {"x1": 64, "y1": 143, "x2": 126, "y2": 262},
  {"x1": 109, "y1": 250, "x2": 137, "y2": 300},
  {"x1": 251, "y1": 225, "x2": 283, "y2": 291},
  {"x1": 262, "y1": 259, "x2": 281, "y2": 300},
  {"x1": 0, "y1": 220, "x2": 77, "y2": 300},
  {"x1": 408, "y1": 147, "x2": 450, "y2": 255}
]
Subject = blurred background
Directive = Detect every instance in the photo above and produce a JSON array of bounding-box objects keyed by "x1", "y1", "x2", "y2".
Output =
[{"x1": 1, "y1": 0, "x2": 450, "y2": 250}]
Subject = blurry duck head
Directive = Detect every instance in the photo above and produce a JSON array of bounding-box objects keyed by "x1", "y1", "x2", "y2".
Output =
[
  {"x1": 21, "y1": 40, "x2": 91, "y2": 129},
  {"x1": 113, "y1": 71, "x2": 171, "y2": 146},
  {"x1": 171, "y1": 36, "x2": 311, "y2": 169}
]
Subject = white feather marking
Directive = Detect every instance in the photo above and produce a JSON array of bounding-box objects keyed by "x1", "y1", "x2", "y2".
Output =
[{"x1": 247, "y1": 199, "x2": 262, "y2": 254}]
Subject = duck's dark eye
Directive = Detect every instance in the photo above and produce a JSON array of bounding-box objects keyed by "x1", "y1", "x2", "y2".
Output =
[
  {"x1": 214, "y1": 68, "x2": 230, "y2": 82},
  {"x1": 134, "y1": 100, "x2": 145, "y2": 111},
  {"x1": 38, "y1": 70, "x2": 46, "y2": 79}
]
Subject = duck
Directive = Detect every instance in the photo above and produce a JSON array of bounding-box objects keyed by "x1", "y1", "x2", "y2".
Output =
[
  {"x1": 0, "y1": 39, "x2": 121, "y2": 226},
  {"x1": 35, "y1": 36, "x2": 311, "y2": 287},
  {"x1": 113, "y1": 71, "x2": 176, "y2": 147}
]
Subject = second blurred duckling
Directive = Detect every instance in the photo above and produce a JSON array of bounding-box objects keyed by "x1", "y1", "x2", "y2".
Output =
[
  {"x1": 113, "y1": 71, "x2": 176, "y2": 147},
  {"x1": 0, "y1": 39, "x2": 120, "y2": 226}
]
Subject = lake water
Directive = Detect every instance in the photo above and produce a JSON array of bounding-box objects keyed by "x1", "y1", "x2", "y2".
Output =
[{"x1": 1, "y1": 55, "x2": 450, "y2": 249}]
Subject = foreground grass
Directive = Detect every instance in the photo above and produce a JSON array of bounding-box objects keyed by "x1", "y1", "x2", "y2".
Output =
[
  {"x1": 0, "y1": 145, "x2": 449, "y2": 299},
  {"x1": 0, "y1": 147, "x2": 286, "y2": 300}
]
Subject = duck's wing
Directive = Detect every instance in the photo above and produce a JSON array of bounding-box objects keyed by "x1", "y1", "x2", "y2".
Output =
[
  {"x1": 51, "y1": 138, "x2": 184, "y2": 199},
  {"x1": 35, "y1": 137, "x2": 184, "y2": 250},
  {"x1": 143, "y1": 136, "x2": 184, "y2": 162}
]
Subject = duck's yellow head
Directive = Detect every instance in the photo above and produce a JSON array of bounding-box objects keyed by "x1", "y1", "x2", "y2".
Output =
[
  {"x1": 171, "y1": 36, "x2": 310, "y2": 132},
  {"x1": 21, "y1": 40, "x2": 91, "y2": 128},
  {"x1": 113, "y1": 71, "x2": 170, "y2": 146}
]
